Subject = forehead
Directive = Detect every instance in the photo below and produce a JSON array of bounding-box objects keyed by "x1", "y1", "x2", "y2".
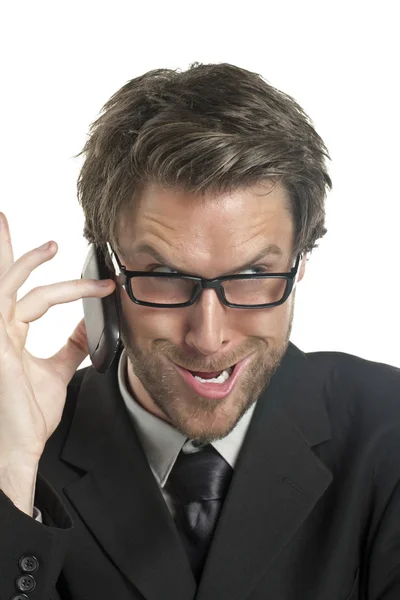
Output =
[
  {"x1": 117, "y1": 182, "x2": 294, "y2": 270},
  {"x1": 118, "y1": 183, "x2": 293, "y2": 246}
]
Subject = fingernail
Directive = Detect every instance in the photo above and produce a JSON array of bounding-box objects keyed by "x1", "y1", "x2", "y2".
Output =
[
  {"x1": 99, "y1": 279, "x2": 111, "y2": 286},
  {"x1": 37, "y1": 241, "x2": 51, "y2": 251}
]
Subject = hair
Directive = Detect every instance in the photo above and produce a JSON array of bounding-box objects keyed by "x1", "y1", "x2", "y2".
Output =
[{"x1": 76, "y1": 62, "x2": 332, "y2": 262}]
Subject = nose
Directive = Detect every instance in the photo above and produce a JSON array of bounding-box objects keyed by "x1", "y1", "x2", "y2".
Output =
[{"x1": 184, "y1": 288, "x2": 228, "y2": 356}]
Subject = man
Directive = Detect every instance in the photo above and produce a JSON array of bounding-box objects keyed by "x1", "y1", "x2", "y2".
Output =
[{"x1": 0, "y1": 62, "x2": 399, "y2": 600}]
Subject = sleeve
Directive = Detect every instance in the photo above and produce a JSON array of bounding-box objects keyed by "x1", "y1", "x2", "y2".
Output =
[
  {"x1": 0, "y1": 471, "x2": 73, "y2": 599},
  {"x1": 366, "y1": 477, "x2": 400, "y2": 599},
  {"x1": 364, "y1": 401, "x2": 400, "y2": 600}
]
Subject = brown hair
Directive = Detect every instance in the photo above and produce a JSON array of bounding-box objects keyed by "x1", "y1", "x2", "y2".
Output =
[{"x1": 76, "y1": 62, "x2": 332, "y2": 261}]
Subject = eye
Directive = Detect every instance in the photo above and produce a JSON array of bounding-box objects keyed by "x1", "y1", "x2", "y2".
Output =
[
  {"x1": 151, "y1": 265, "x2": 180, "y2": 274},
  {"x1": 150, "y1": 264, "x2": 271, "y2": 276},
  {"x1": 239, "y1": 266, "x2": 270, "y2": 275}
]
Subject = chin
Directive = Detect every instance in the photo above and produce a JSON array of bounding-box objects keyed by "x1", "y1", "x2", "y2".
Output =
[{"x1": 164, "y1": 397, "x2": 246, "y2": 443}]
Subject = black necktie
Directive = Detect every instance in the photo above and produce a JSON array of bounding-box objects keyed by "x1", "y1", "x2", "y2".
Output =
[{"x1": 166, "y1": 444, "x2": 234, "y2": 583}]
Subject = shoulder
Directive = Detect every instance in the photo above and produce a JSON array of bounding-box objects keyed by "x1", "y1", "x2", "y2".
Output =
[
  {"x1": 305, "y1": 348, "x2": 400, "y2": 457},
  {"x1": 68, "y1": 365, "x2": 90, "y2": 398},
  {"x1": 305, "y1": 349, "x2": 400, "y2": 403},
  {"x1": 52, "y1": 366, "x2": 91, "y2": 438}
]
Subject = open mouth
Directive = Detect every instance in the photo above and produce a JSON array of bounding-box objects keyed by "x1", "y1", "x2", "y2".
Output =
[
  {"x1": 172, "y1": 357, "x2": 251, "y2": 400},
  {"x1": 187, "y1": 366, "x2": 235, "y2": 383}
]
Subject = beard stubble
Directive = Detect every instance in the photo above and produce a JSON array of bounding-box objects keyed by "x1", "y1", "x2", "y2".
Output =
[{"x1": 120, "y1": 302, "x2": 295, "y2": 443}]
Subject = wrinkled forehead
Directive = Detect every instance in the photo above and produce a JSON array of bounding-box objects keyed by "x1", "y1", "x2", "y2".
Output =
[{"x1": 117, "y1": 182, "x2": 293, "y2": 249}]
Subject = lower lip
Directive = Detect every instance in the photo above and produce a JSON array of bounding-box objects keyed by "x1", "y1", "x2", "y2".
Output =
[{"x1": 173, "y1": 355, "x2": 252, "y2": 399}]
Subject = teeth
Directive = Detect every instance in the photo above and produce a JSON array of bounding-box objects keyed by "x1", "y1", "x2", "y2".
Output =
[{"x1": 194, "y1": 369, "x2": 231, "y2": 384}]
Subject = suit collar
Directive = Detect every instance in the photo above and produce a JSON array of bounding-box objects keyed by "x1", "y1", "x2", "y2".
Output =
[{"x1": 61, "y1": 341, "x2": 332, "y2": 600}]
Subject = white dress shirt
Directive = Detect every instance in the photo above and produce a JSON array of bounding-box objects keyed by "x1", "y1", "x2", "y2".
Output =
[{"x1": 34, "y1": 349, "x2": 257, "y2": 522}]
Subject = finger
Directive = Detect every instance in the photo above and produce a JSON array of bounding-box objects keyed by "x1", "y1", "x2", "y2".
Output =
[
  {"x1": 0, "y1": 212, "x2": 15, "y2": 278},
  {"x1": 15, "y1": 278, "x2": 115, "y2": 324},
  {"x1": 0, "y1": 241, "x2": 57, "y2": 304},
  {"x1": 49, "y1": 318, "x2": 91, "y2": 385}
]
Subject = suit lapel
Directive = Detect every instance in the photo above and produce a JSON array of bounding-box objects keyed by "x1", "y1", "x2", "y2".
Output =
[
  {"x1": 196, "y1": 343, "x2": 333, "y2": 600},
  {"x1": 61, "y1": 353, "x2": 196, "y2": 600}
]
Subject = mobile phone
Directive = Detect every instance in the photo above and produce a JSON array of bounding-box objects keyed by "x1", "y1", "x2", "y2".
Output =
[{"x1": 81, "y1": 244, "x2": 122, "y2": 373}]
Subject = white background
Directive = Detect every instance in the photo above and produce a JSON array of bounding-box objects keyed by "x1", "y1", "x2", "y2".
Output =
[{"x1": 1, "y1": 1, "x2": 399, "y2": 368}]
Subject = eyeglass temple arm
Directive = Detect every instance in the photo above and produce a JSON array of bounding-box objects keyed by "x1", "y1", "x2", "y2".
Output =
[{"x1": 106, "y1": 242, "x2": 123, "y2": 276}]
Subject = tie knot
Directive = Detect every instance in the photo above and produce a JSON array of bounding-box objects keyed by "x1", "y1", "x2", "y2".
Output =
[{"x1": 166, "y1": 444, "x2": 233, "y2": 504}]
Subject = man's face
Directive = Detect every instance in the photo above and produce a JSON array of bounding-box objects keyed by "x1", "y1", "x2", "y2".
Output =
[{"x1": 116, "y1": 181, "x2": 306, "y2": 443}]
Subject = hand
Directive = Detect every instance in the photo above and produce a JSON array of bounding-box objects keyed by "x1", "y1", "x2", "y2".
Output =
[{"x1": 0, "y1": 212, "x2": 116, "y2": 467}]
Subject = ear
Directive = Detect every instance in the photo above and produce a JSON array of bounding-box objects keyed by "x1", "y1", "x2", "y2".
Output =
[{"x1": 297, "y1": 254, "x2": 308, "y2": 283}]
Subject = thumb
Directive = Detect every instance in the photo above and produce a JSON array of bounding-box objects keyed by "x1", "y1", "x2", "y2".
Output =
[{"x1": 51, "y1": 318, "x2": 90, "y2": 384}]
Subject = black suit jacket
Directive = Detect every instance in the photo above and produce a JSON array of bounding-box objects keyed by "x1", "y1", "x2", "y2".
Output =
[{"x1": 1, "y1": 342, "x2": 400, "y2": 600}]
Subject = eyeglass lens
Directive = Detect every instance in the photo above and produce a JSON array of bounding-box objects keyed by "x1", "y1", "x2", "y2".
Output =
[{"x1": 129, "y1": 276, "x2": 288, "y2": 306}]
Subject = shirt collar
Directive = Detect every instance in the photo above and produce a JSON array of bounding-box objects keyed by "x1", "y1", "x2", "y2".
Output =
[{"x1": 117, "y1": 347, "x2": 257, "y2": 487}]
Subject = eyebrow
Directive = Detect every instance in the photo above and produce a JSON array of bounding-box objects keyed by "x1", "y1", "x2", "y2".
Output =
[{"x1": 124, "y1": 242, "x2": 283, "y2": 276}]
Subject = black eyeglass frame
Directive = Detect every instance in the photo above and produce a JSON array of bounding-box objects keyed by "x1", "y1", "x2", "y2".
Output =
[{"x1": 107, "y1": 243, "x2": 303, "y2": 310}]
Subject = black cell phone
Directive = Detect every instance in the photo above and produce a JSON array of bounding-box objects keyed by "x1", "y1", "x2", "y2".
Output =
[{"x1": 81, "y1": 244, "x2": 122, "y2": 373}]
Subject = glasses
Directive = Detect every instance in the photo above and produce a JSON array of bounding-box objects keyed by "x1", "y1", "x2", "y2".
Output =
[{"x1": 107, "y1": 243, "x2": 303, "y2": 310}]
